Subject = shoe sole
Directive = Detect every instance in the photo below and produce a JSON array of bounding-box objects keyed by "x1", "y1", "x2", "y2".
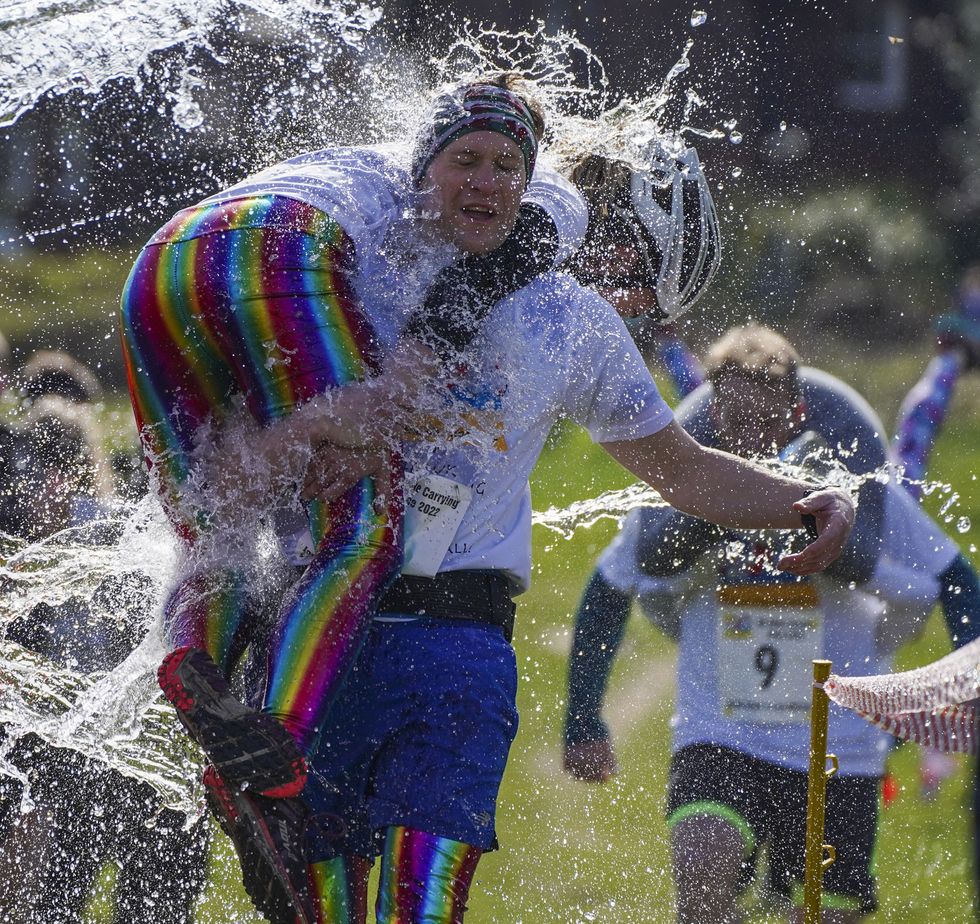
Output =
[
  {"x1": 234, "y1": 792, "x2": 314, "y2": 924},
  {"x1": 204, "y1": 768, "x2": 313, "y2": 924},
  {"x1": 159, "y1": 647, "x2": 307, "y2": 798}
]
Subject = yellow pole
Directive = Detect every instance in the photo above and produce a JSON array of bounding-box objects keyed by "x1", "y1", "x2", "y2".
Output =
[{"x1": 803, "y1": 659, "x2": 837, "y2": 924}]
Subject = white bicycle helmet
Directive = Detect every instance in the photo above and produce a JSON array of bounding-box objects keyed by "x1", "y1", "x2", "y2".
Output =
[{"x1": 569, "y1": 139, "x2": 721, "y2": 322}]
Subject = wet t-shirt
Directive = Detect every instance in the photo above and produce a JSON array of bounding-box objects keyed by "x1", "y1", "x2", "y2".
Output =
[
  {"x1": 404, "y1": 272, "x2": 673, "y2": 592},
  {"x1": 666, "y1": 566, "x2": 895, "y2": 777}
]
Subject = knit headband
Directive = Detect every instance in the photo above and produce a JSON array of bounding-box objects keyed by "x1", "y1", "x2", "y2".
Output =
[{"x1": 412, "y1": 84, "x2": 539, "y2": 185}]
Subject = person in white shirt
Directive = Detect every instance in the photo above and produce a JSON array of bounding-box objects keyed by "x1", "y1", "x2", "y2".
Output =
[
  {"x1": 564, "y1": 325, "x2": 968, "y2": 923},
  {"x1": 122, "y1": 71, "x2": 853, "y2": 921},
  {"x1": 295, "y1": 175, "x2": 850, "y2": 921}
]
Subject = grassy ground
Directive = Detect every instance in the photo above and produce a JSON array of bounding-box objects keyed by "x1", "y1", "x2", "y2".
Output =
[
  {"x1": 188, "y1": 411, "x2": 980, "y2": 923},
  {"x1": 10, "y1": 248, "x2": 977, "y2": 921}
]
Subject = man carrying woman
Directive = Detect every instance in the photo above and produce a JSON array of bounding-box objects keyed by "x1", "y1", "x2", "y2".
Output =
[{"x1": 122, "y1": 74, "x2": 853, "y2": 922}]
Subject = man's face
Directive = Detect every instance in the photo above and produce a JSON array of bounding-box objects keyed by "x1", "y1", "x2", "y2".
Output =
[
  {"x1": 712, "y1": 373, "x2": 800, "y2": 455},
  {"x1": 422, "y1": 131, "x2": 526, "y2": 255}
]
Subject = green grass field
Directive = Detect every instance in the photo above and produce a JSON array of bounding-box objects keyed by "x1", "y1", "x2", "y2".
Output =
[
  {"x1": 186, "y1": 413, "x2": 980, "y2": 923},
  {"x1": 7, "y1": 248, "x2": 978, "y2": 921}
]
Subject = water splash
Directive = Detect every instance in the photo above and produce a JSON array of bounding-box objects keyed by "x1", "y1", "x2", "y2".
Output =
[
  {"x1": 532, "y1": 483, "x2": 668, "y2": 539},
  {"x1": 0, "y1": 0, "x2": 382, "y2": 127},
  {"x1": 0, "y1": 430, "x2": 968, "y2": 817},
  {"x1": 415, "y1": 24, "x2": 721, "y2": 178},
  {"x1": 0, "y1": 498, "x2": 202, "y2": 810},
  {"x1": 4, "y1": 0, "x2": 960, "y2": 832}
]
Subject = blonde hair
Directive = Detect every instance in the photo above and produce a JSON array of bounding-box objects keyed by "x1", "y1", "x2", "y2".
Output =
[{"x1": 704, "y1": 323, "x2": 800, "y2": 389}]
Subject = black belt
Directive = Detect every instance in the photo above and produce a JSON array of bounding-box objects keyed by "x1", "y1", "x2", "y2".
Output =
[{"x1": 376, "y1": 570, "x2": 516, "y2": 642}]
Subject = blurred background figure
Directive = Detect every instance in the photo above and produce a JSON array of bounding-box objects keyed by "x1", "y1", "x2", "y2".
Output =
[
  {"x1": 0, "y1": 328, "x2": 9, "y2": 396},
  {"x1": 19, "y1": 394, "x2": 114, "y2": 539},
  {"x1": 894, "y1": 263, "x2": 980, "y2": 495},
  {"x1": 16, "y1": 347, "x2": 147, "y2": 507},
  {"x1": 891, "y1": 263, "x2": 980, "y2": 851},
  {"x1": 0, "y1": 358, "x2": 210, "y2": 924},
  {"x1": 0, "y1": 327, "x2": 32, "y2": 539},
  {"x1": 563, "y1": 325, "x2": 979, "y2": 923},
  {"x1": 18, "y1": 349, "x2": 103, "y2": 407}
]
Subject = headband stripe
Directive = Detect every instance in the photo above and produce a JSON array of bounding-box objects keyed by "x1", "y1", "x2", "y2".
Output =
[{"x1": 413, "y1": 84, "x2": 539, "y2": 183}]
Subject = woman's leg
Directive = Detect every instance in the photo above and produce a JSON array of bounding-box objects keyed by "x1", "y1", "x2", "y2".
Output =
[
  {"x1": 263, "y1": 460, "x2": 403, "y2": 752},
  {"x1": 121, "y1": 227, "x2": 250, "y2": 672},
  {"x1": 375, "y1": 827, "x2": 482, "y2": 924},
  {"x1": 122, "y1": 196, "x2": 400, "y2": 775},
  {"x1": 307, "y1": 854, "x2": 373, "y2": 924}
]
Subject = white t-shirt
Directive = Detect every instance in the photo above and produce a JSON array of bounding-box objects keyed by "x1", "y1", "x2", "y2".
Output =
[
  {"x1": 204, "y1": 144, "x2": 651, "y2": 589},
  {"x1": 598, "y1": 481, "x2": 950, "y2": 776},
  {"x1": 404, "y1": 273, "x2": 672, "y2": 590},
  {"x1": 862, "y1": 479, "x2": 958, "y2": 606},
  {"x1": 667, "y1": 568, "x2": 895, "y2": 777},
  {"x1": 274, "y1": 270, "x2": 673, "y2": 590}
]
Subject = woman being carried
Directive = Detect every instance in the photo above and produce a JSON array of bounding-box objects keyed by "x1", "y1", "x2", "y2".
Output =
[{"x1": 120, "y1": 74, "x2": 580, "y2": 923}]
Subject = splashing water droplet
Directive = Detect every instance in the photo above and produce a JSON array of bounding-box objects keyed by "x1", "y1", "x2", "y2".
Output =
[
  {"x1": 729, "y1": 130, "x2": 743, "y2": 145},
  {"x1": 0, "y1": 0, "x2": 384, "y2": 128},
  {"x1": 171, "y1": 95, "x2": 204, "y2": 130},
  {"x1": 779, "y1": 120, "x2": 787, "y2": 131},
  {"x1": 731, "y1": 166, "x2": 742, "y2": 178},
  {"x1": 957, "y1": 517, "x2": 971, "y2": 534},
  {"x1": 690, "y1": 10, "x2": 707, "y2": 27},
  {"x1": 532, "y1": 484, "x2": 669, "y2": 538}
]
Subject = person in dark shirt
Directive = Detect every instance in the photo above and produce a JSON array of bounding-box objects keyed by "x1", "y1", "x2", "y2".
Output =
[{"x1": 0, "y1": 393, "x2": 210, "y2": 923}]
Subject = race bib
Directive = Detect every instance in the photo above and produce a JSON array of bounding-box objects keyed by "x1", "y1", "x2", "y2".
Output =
[
  {"x1": 716, "y1": 583, "x2": 824, "y2": 725},
  {"x1": 402, "y1": 472, "x2": 472, "y2": 578}
]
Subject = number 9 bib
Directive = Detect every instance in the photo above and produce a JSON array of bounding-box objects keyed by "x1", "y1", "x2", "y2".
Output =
[{"x1": 715, "y1": 582, "x2": 824, "y2": 725}]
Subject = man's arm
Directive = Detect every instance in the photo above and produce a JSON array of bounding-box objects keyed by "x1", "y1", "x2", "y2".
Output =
[
  {"x1": 563, "y1": 569, "x2": 632, "y2": 782},
  {"x1": 602, "y1": 420, "x2": 854, "y2": 576}
]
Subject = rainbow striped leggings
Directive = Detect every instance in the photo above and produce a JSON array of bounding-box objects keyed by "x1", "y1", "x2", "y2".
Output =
[
  {"x1": 120, "y1": 195, "x2": 402, "y2": 752},
  {"x1": 308, "y1": 830, "x2": 481, "y2": 923}
]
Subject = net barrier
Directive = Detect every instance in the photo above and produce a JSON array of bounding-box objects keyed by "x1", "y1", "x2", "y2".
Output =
[{"x1": 825, "y1": 637, "x2": 980, "y2": 754}]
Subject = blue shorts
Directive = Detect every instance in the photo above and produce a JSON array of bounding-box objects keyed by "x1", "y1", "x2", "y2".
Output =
[{"x1": 304, "y1": 618, "x2": 519, "y2": 859}]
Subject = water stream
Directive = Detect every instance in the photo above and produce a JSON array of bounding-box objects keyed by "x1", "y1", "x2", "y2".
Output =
[{"x1": 0, "y1": 6, "x2": 974, "y2": 921}]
